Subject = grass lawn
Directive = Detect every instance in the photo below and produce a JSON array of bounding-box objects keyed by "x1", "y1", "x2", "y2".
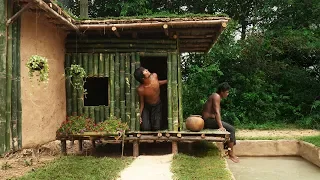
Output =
[
  {"x1": 16, "y1": 156, "x2": 133, "y2": 180},
  {"x1": 300, "y1": 135, "x2": 320, "y2": 147},
  {"x1": 171, "y1": 142, "x2": 232, "y2": 180}
]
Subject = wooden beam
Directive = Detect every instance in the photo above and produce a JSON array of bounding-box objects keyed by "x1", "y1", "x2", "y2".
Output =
[
  {"x1": 111, "y1": 26, "x2": 120, "y2": 38},
  {"x1": 6, "y1": 2, "x2": 33, "y2": 26},
  {"x1": 78, "y1": 20, "x2": 228, "y2": 30}
]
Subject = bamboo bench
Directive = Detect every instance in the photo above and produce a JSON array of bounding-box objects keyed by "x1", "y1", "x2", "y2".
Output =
[{"x1": 56, "y1": 129, "x2": 230, "y2": 157}]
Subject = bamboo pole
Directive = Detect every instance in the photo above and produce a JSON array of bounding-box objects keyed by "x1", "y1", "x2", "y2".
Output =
[
  {"x1": 135, "y1": 53, "x2": 140, "y2": 131},
  {"x1": 83, "y1": 106, "x2": 89, "y2": 118},
  {"x1": 11, "y1": 8, "x2": 18, "y2": 150},
  {"x1": 72, "y1": 85, "x2": 77, "y2": 116},
  {"x1": 100, "y1": 105, "x2": 105, "y2": 122},
  {"x1": 65, "y1": 43, "x2": 176, "y2": 49},
  {"x1": 77, "y1": 20, "x2": 228, "y2": 30},
  {"x1": 109, "y1": 54, "x2": 115, "y2": 117},
  {"x1": 104, "y1": 53, "x2": 109, "y2": 77},
  {"x1": 130, "y1": 53, "x2": 136, "y2": 131},
  {"x1": 125, "y1": 54, "x2": 131, "y2": 124},
  {"x1": 139, "y1": 52, "x2": 168, "y2": 57},
  {"x1": 77, "y1": 88, "x2": 83, "y2": 115},
  {"x1": 88, "y1": 53, "x2": 93, "y2": 77},
  {"x1": 6, "y1": 1, "x2": 13, "y2": 151},
  {"x1": 104, "y1": 106, "x2": 110, "y2": 120},
  {"x1": 82, "y1": 53, "x2": 88, "y2": 75},
  {"x1": 93, "y1": 53, "x2": 98, "y2": 77},
  {"x1": 66, "y1": 49, "x2": 171, "y2": 53},
  {"x1": 115, "y1": 53, "x2": 120, "y2": 118},
  {"x1": 99, "y1": 53, "x2": 104, "y2": 77},
  {"x1": 15, "y1": 8, "x2": 22, "y2": 149},
  {"x1": 0, "y1": 0, "x2": 6, "y2": 153},
  {"x1": 177, "y1": 52, "x2": 184, "y2": 131},
  {"x1": 65, "y1": 54, "x2": 72, "y2": 116},
  {"x1": 120, "y1": 54, "x2": 125, "y2": 122},
  {"x1": 89, "y1": 106, "x2": 95, "y2": 122},
  {"x1": 66, "y1": 39, "x2": 176, "y2": 44},
  {"x1": 77, "y1": 53, "x2": 82, "y2": 66},
  {"x1": 172, "y1": 53, "x2": 179, "y2": 131},
  {"x1": 94, "y1": 106, "x2": 100, "y2": 123},
  {"x1": 167, "y1": 53, "x2": 173, "y2": 131}
]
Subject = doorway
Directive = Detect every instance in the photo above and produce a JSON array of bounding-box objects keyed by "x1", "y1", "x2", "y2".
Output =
[{"x1": 140, "y1": 56, "x2": 168, "y2": 130}]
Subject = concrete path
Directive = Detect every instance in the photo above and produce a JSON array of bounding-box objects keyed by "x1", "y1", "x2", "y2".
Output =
[{"x1": 118, "y1": 154, "x2": 174, "y2": 180}]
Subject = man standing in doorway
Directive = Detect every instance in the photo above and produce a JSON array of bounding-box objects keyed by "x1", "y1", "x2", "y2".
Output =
[
  {"x1": 134, "y1": 67, "x2": 167, "y2": 131},
  {"x1": 202, "y1": 82, "x2": 239, "y2": 163}
]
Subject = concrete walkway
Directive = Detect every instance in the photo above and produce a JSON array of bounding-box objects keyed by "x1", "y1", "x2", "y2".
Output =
[{"x1": 118, "y1": 154, "x2": 174, "y2": 180}]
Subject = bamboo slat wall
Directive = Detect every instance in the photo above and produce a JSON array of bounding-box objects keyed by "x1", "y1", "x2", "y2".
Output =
[
  {"x1": 65, "y1": 38, "x2": 184, "y2": 132},
  {"x1": 66, "y1": 52, "x2": 143, "y2": 131}
]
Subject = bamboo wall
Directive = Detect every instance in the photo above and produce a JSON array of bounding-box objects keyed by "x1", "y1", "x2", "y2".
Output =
[
  {"x1": 65, "y1": 38, "x2": 184, "y2": 131},
  {"x1": 0, "y1": 1, "x2": 22, "y2": 155}
]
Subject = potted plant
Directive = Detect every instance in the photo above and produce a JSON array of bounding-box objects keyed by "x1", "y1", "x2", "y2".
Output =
[
  {"x1": 65, "y1": 64, "x2": 87, "y2": 92},
  {"x1": 26, "y1": 55, "x2": 49, "y2": 83}
]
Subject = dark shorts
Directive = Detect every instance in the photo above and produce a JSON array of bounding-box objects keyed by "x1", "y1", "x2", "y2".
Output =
[
  {"x1": 204, "y1": 118, "x2": 236, "y2": 144},
  {"x1": 141, "y1": 100, "x2": 162, "y2": 131}
]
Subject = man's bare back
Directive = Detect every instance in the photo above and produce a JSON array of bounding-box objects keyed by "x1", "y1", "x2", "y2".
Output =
[{"x1": 202, "y1": 93, "x2": 219, "y2": 120}]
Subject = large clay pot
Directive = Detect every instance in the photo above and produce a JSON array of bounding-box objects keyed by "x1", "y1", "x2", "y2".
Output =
[{"x1": 185, "y1": 115, "x2": 204, "y2": 132}]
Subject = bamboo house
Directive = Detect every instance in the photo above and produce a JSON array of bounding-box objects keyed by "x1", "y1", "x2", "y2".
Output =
[{"x1": 0, "y1": 0, "x2": 230, "y2": 155}]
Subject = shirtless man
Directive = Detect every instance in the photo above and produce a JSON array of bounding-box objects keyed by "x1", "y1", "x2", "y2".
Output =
[
  {"x1": 202, "y1": 82, "x2": 239, "y2": 163},
  {"x1": 134, "y1": 67, "x2": 167, "y2": 131}
]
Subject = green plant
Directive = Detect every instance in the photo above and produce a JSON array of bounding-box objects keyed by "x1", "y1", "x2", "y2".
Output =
[
  {"x1": 65, "y1": 65, "x2": 87, "y2": 92},
  {"x1": 57, "y1": 115, "x2": 129, "y2": 135},
  {"x1": 1, "y1": 162, "x2": 12, "y2": 170},
  {"x1": 26, "y1": 55, "x2": 49, "y2": 83},
  {"x1": 24, "y1": 159, "x2": 33, "y2": 167},
  {"x1": 92, "y1": 116, "x2": 130, "y2": 133},
  {"x1": 57, "y1": 116, "x2": 95, "y2": 135}
]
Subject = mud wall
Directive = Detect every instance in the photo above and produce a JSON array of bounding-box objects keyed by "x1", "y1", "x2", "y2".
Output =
[{"x1": 20, "y1": 11, "x2": 67, "y2": 148}]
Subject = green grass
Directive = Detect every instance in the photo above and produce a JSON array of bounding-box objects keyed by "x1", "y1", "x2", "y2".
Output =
[
  {"x1": 300, "y1": 135, "x2": 320, "y2": 147},
  {"x1": 16, "y1": 156, "x2": 133, "y2": 180},
  {"x1": 171, "y1": 142, "x2": 232, "y2": 180}
]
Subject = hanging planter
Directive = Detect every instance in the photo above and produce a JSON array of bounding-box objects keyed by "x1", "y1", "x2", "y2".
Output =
[
  {"x1": 26, "y1": 55, "x2": 49, "y2": 83},
  {"x1": 66, "y1": 64, "x2": 87, "y2": 92}
]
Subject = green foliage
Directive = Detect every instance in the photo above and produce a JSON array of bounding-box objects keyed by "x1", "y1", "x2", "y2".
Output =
[
  {"x1": 18, "y1": 156, "x2": 133, "y2": 180},
  {"x1": 26, "y1": 55, "x2": 49, "y2": 83},
  {"x1": 65, "y1": 64, "x2": 87, "y2": 91}
]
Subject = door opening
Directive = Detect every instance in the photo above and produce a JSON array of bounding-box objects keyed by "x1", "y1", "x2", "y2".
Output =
[{"x1": 140, "y1": 56, "x2": 168, "y2": 130}]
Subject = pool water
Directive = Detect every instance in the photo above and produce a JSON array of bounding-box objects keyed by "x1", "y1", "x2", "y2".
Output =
[{"x1": 227, "y1": 157, "x2": 320, "y2": 180}]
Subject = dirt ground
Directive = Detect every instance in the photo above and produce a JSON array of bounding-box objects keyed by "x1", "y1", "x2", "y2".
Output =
[
  {"x1": 1, "y1": 129, "x2": 319, "y2": 180},
  {"x1": 237, "y1": 129, "x2": 320, "y2": 138}
]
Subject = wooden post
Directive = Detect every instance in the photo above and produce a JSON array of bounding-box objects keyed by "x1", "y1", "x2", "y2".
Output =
[
  {"x1": 163, "y1": 24, "x2": 169, "y2": 36},
  {"x1": 125, "y1": 54, "x2": 131, "y2": 124},
  {"x1": 61, "y1": 140, "x2": 67, "y2": 155},
  {"x1": 88, "y1": 53, "x2": 93, "y2": 77},
  {"x1": 78, "y1": 140, "x2": 83, "y2": 152},
  {"x1": 133, "y1": 140, "x2": 139, "y2": 157},
  {"x1": 93, "y1": 53, "x2": 99, "y2": 77},
  {"x1": 135, "y1": 53, "x2": 140, "y2": 131},
  {"x1": 112, "y1": 27, "x2": 120, "y2": 38},
  {"x1": 100, "y1": 105, "x2": 105, "y2": 122},
  {"x1": 172, "y1": 53, "x2": 179, "y2": 131},
  {"x1": 104, "y1": 54, "x2": 109, "y2": 77},
  {"x1": 172, "y1": 141, "x2": 178, "y2": 154}
]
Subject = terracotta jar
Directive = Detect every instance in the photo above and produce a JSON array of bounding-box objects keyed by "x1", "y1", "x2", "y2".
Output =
[{"x1": 185, "y1": 115, "x2": 204, "y2": 132}]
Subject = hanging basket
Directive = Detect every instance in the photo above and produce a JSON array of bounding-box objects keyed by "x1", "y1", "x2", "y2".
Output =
[
  {"x1": 66, "y1": 64, "x2": 87, "y2": 91},
  {"x1": 26, "y1": 55, "x2": 49, "y2": 83}
]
